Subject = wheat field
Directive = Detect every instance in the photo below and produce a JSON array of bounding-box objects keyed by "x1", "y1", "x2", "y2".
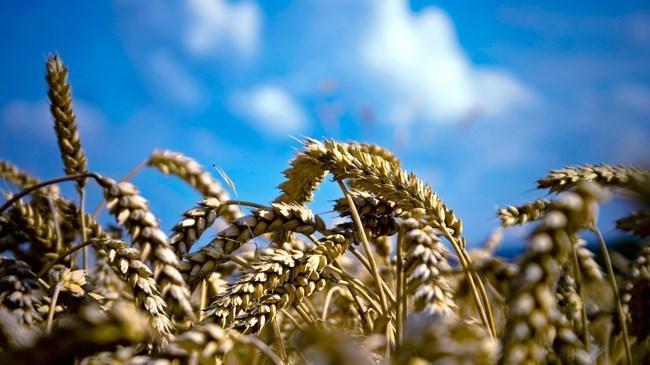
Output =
[{"x1": 0, "y1": 55, "x2": 649, "y2": 365}]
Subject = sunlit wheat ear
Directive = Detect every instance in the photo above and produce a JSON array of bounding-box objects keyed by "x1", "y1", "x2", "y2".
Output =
[
  {"x1": 97, "y1": 176, "x2": 193, "y2": 320},
  {"x1": 203, "y1": 247, "x2": 305, "y2": 327},
  {"x1": 170, "y1": 197, "x2": 237, "y2": 258},
  {"x1": 537, "y1": 164, "x2": 649, "y2": 193},
  {"x1": 398, "y1": 313, "x2": 499, "y2": 365},
  {"x1": 0, "y1": 160, "x2": 40, "y2": 189},
  {"x1": 617, "y1": 210, "x2": 650, "y2": 237},
  {"x1": 45, "y1": 55, "x2": 88, "y2": 188},
  {"x1": 333, "y1": 190, "x2": 404, "y2": 218},
  {"x1": 498, "y1": 199, "x2": 551, "y2": 227},
  {"x1": 0, "y1": 301, "x2": 154, "y2": 365},
  {"x1": 88, "y1": 238, "x2": 173, "y2": 338},
  {"x1": 500, "y1": 183, "x2": 605, "y2": 365},
  {"x1": 0, "y1": 257, "x2": 44, "y2": 326},
  {"x1": 181, "y1": 202, "x2": 324, "y2": 285},
  {"x1": 147, "y1": 150, "x2": 241, "y2": 221},
  {"x1": 400, "y1": 218, "x2": 455, "y2": 315},
  {"x1": 348, "y1": 142, "x2": 401, "y2": 168},
  {"x1": 5, "y1": 199, "x2": 60, "y2": 260},
  {"x1": 274, "y1": 138, "x2": 329, "y2": 204},
  {"x1": 231, "y1": 234, "x2": 349, "y2": 334}
]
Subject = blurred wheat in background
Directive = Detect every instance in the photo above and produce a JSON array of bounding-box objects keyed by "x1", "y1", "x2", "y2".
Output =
[{"x1": 0, "y1": 54, "x2": 649, "y2": 364}]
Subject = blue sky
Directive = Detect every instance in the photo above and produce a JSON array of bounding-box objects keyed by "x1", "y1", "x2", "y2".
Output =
[{"x1": 1, "y1": 0, "x2": 649, "y2": 248}]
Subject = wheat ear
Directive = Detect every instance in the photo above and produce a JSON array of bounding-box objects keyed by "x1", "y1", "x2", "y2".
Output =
[
  {"x1": 617, "y1": 210, "x2": 650, "y2": 237},
  {"x1": 97, "y1": 177, "x2": 193, "y2": 320},
  {"x1": 500, "y1": 183, "x2": 605, "y2": 364},
  {"x1": 181, "y1": 202, "x2": 323, "y2": 285},
  {"x1": 0, "y1": 160, "x2": 40, "y2": 189},
  {"x1": 498, "y1": 199, "x2": 551, "y2": 227},
  {"x1": 0, "y1": 257, "x2": 44, "y2": 326},
  {"x1": 538, "y1": 164, "x2": 649, "y2": 193},
  {"x1": 147, "y1": 150, "x2": 241, "y2": 221},
  {"x1": 170, "y1": 197, "x2": 237, "y2": 258}
]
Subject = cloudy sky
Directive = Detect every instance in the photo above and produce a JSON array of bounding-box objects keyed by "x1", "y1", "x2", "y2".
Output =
[{"x1": 1, "y1": 0, "x2": 649, "y2": 248}]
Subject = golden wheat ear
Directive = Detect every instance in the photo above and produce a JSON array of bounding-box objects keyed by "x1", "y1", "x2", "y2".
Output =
[{"x1": 45, "y1": 55, "x2": 88, "y2": 188}]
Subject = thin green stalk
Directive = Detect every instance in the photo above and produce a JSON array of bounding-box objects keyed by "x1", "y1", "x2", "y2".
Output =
[
  {"x1": 440, "y1": 226, "x2": 495, "y2": 338},
  {"x1": 272, "y1": 318, "x2": 287, "y2": 364},
  {"x1": 79, "y1": 188, "x2": 88, "y2": 271},
  {"x1": 395, "y1": 228, "x2": 405, "y2": 349},
  {"x1": 337, "y1": 180, "x2": 389, "y2": 315},
  {"x1": 199, "y1": 279, "x2": 208, "y2": 321},
  {"x1": 38, "y1": 240, "x2": 94, "y2": 278},
  {"x1": 46, "y1": 283, "x2": 61, "y2": 334},
  {"x1": 0, "y1": 172, "x2": 101, "y2": 214},
  {"x1": 592, "y1": 226, "x2": 631, "y2": 365}
]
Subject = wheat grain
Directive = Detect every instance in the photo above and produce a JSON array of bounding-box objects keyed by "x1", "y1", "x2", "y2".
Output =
[{"x1": 147, "y1": 150, "x2": 241, "y2": 222}]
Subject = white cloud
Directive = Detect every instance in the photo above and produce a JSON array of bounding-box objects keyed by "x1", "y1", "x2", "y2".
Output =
[
  {"x1": 1, "y1": 99, "x2": 106, "y2": 141},
  {"x1": 231, "y1": 85, "x2": 308, "y2": 136},
  {"x1": 359, "y1": 0, "x2": 536, "y2": 124},
  {"x1": 184, "y1": 0, "x2": 260, "y2": 58},
  {"x1": 148, "y1": 52, "x2": 207, "y2": 108}
]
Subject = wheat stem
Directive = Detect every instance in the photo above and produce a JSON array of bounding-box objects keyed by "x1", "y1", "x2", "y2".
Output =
[
  {"x1": 45, "y1": 283, "x2": 61, "y2": 334},
  {"x1": 592, "y1": 225, "x2": 631, "y2": 365},
  {"x1": 321, "y1": 286, "x2": 344, "y2": 322},
  {"x1": 78, "y1": 188, "x2": 88, "y2": 271},
  {"x1": 199, "y1": 279, "x2": 208, "y2": 321},
  {"x1": 338, "y1": 180, "x2": 389, "y2": 315},
  {"x1": 395, "y1": 228, "x2": 405, "y2": 348},
  {"x1": 37, "y1": 240, "x2": 94, "y2": 278},
  {"x1": 0, "y1": 172, "x2": 101, "y2": 214},
  {"x1": 349, "y1": 246, "x2": 396, "y2": 303},
  {"x1": 272, "y1": 317, "x2": 287, "y2": 363},
  {"x1": 440, "y1": 227, "x2": 494, "y2": 338}
]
